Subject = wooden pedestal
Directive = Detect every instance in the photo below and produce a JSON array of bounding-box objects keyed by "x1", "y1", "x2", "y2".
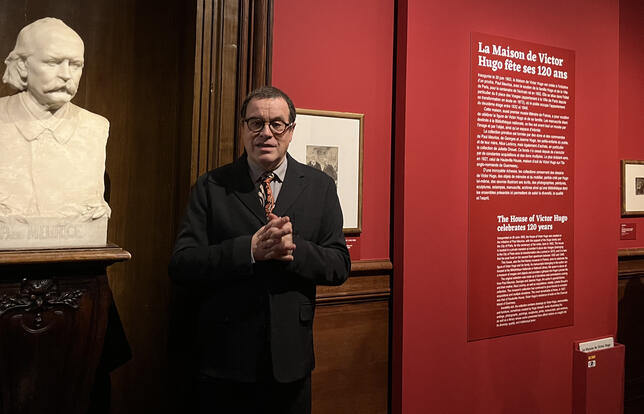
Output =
[{"x1": 0, "y1": 245, "x2": 130, "y2": 414}]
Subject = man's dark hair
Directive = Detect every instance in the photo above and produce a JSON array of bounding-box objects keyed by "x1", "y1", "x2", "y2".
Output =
[{"x1": 240, "y1": 86, "x2": 296, "y2": 123}]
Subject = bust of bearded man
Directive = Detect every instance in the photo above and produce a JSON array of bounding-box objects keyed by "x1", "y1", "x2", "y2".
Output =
[{"x1": 0, "y1": 18, "x2": 110, "y2": 248}]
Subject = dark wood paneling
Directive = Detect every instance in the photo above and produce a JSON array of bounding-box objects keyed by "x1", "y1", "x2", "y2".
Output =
[
  {"x1": 192, "y1": 0, "x2": 273, "y2": 175},
  {"x1": 236, "y1": 0, "x2": 273, "y2": 160},
  {"x1": 618, "y1": 249, "x2": 644, "y2": 414},
  {"x1": 104, "y1": 2, "x2": 196, "y2": 412},
  {"x1": 313, "y1": 260, "x2": 392, "y2": 414},
  {"x1": 313, "y1": 300, "x2": 389, "y2": 414},
  {"x1": 191, "y1": 0, "x2": 241, "y2": 176}
]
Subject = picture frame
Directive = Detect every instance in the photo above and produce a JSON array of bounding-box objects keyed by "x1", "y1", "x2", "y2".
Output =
[
  {"x1": 290, "y1": 108, "x2": 364, "y2": 234},
  {"x1": 621, "y1": 160, "x2": 644, "y2": 216}
]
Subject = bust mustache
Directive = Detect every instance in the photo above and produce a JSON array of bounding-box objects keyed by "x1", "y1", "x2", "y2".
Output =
[{"x1": 45, "y1": 80, "x2": 78, "y2": 97}]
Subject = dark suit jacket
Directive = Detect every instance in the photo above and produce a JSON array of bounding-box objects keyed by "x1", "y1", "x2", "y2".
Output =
[{"x1": 168, "y1": 153, "x2": 350, "y2": 383}]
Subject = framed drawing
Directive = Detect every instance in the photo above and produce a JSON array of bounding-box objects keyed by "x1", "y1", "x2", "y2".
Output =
[
  {"x1": 621, "y1": 160, "x2": 644, "y2": 216},
  {"x1": 290, "y1": 109, "x2": 364, "y2": 234}
]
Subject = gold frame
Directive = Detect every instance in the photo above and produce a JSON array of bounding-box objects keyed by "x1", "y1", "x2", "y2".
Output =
[
  {"x1": 293, "y1": 108, "x2": 364, "y2": 234},
  {"x1": 621, "y1": 160, "x2": 644, "y2": 216}
]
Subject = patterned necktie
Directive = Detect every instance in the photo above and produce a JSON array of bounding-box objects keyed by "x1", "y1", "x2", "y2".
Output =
[{"x1": 260, "y1": 172, "x2": 275, "y2": 218}]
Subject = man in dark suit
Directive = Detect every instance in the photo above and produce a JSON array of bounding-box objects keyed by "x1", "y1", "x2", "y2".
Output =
[{"x1": 169, "y1": 86, "x2": 350, "y2": 413}]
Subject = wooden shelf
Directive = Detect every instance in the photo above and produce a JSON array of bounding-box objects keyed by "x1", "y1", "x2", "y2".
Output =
[{"x1": 0, "y1": 244, "x2": 131, "y2": 265}]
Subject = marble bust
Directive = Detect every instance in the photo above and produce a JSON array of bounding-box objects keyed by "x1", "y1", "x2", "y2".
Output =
[{"x1": 0, "y1": 18, "x2": 110, "y2": 248}]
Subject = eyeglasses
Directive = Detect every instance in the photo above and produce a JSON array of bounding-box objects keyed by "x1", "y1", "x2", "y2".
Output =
[{"x1": 243, "y1": 117, "x2": 294, "y2": 135}]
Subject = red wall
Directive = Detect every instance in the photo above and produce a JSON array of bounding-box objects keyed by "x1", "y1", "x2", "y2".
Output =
[
  {"x1": 393, "y1": 0, "x2": 618, "y2": 413},
  {"x1": 618, "y1": 0, "x2": 644, "y2": 249},
  {"x1": 272, "y1": 0, "x2": 394, "y2": 261},
  {"x1": 274, "y1": 0, "x2": 622, "y2": 412}
]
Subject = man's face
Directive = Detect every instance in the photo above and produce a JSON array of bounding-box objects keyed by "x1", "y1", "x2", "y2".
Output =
[
  {"x1": 242, "y1": 97, "x2": 294, "y2": 170},
  {"x1": 317, "y1": 152, "x2": 327, "y2": 164},
  {"x1": 24, "y1": 28, "x2": 84, "y2": 111}
]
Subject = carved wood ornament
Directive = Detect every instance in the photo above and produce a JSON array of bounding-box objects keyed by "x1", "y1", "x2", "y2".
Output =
[{"x1": 0, "y1": 278, "x2": 84, "y2": 331}]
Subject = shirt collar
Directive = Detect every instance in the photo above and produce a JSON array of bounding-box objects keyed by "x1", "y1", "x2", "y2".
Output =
[
  {"x1": 248, "y1": 156, "x2": 288, "y2": 184},
  {"x1": 6, "y1": 92, "x2": 78, "y2": 144}
]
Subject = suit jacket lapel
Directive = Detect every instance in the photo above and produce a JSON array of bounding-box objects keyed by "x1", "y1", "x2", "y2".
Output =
[
  {"x1": 230, "y1": 155, "x2": 267, "y2": 223},
  {"x1": 273, "y1": 154, "x2": 308, "y2": 217}
]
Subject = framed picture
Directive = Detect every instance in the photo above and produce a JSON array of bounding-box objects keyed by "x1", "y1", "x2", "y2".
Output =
[
  {"x1": 290, "y1": 109, "x2": 364, "y2": 234},
  {"x1": 621, "y1": 160, "x2": 644, "y2": 216}
]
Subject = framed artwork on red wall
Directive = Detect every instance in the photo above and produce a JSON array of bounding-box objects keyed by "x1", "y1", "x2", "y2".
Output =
[
  {"x1": 621, "y1": 160, "x2": 644, "y2": 216},
  {"x1": 289, "y1": 109, "x2": 364, "y2": 234}
]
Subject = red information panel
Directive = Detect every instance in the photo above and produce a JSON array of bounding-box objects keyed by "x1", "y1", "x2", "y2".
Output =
[
  {"x1": 620, "y1": 223, "x2": 636, "y2": 240},
  {"x1": 345, "y1": 236, "x2": 361, "y2": 261},
  {"x1": 468, "y1": 33, "x2": 575, "y2": 340}
]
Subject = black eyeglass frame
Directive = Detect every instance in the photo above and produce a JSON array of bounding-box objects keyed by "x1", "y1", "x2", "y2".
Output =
[{"x1": 242, "y1": 117, "x2": 295, "y2": 135}]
